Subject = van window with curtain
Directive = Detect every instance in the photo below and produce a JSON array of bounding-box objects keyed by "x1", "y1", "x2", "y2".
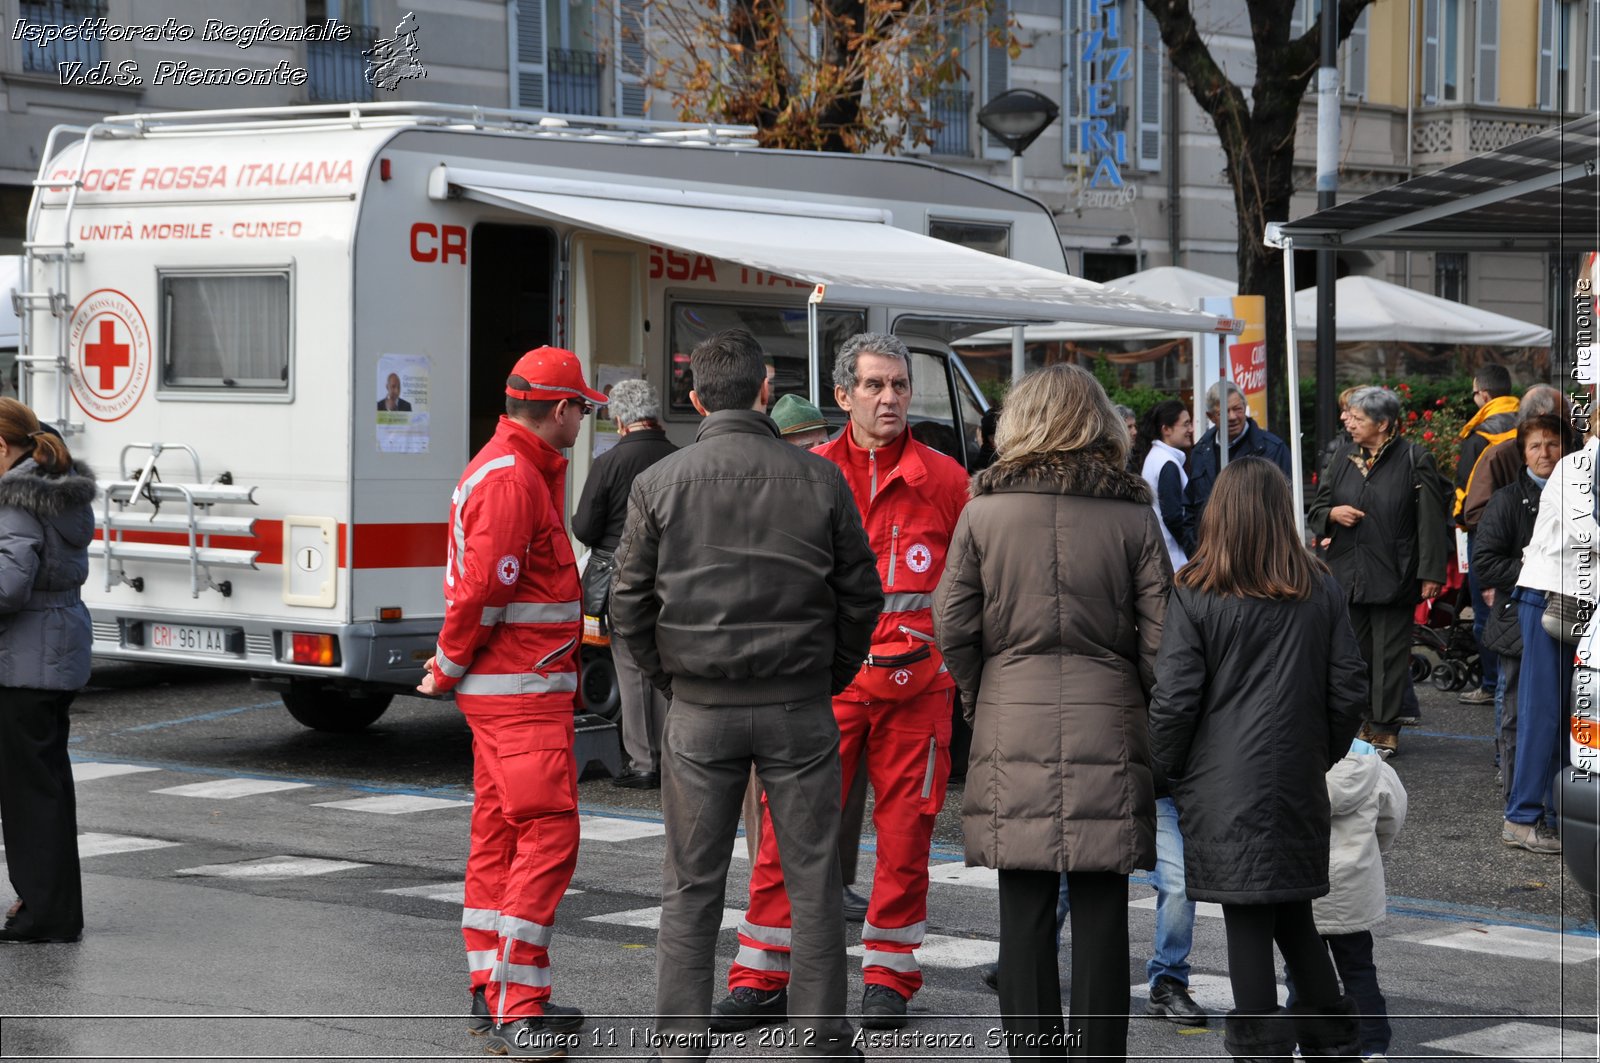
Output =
[{"x1": 161, "y1": 272, "x2": 291, "y2": 391}]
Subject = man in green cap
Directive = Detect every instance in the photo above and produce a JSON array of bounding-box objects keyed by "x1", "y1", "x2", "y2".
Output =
[{"x1": 770, "y1": 393, "x2": 831, "y2": 449}]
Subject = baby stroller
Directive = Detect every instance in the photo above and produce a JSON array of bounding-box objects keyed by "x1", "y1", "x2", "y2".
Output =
[{"x1": 1411, "y1": 556, "x2": 1481, "y2": 691}]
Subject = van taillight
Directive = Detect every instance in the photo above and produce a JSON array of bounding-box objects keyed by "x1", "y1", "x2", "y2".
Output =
[{"x1": 290, "y1": 633, "x2": 338, "y2": 666}]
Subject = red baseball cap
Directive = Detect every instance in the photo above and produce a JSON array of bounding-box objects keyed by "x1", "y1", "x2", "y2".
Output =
[{"x1": 506, "y1": 346, "x2": 608, "y2": 404}]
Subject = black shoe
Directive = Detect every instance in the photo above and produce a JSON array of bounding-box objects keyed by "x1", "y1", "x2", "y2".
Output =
[
  {"x1": 469, "y1": 986, "x2": 493, "y2": 1036},
  {"x1": 842, "y1": 886, "x2": 869, "y2": 922},
  {"x1": 978, "y1": 963, "x2": 999, "y2": 993},
  {"x1": 538, "y1": 1002, "x2": 584, "y2": 1033},
  {"x1": 709, "y1": 987, "x2": 787, "y2": 1032},
  {"x1": 1146, "y1": 976, "x2": 1208, "y2": 1026},
  {"x1": 0, "y1": 926, "x2": 80, "y2": 944},
  {"x1": 860, "y1": 984, "x2": 908, "y2": 1030},
  {"x1": 612, "y1": 770, "x2": 660, "y2": 790},
  {"x1": 485, "y1": 1017, "x2": 567, "y2": 1059}
]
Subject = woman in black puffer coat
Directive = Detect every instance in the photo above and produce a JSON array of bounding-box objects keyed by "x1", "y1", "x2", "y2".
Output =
[
  {"x1": 1148, "y1": 458, "x2": 1368, "y2": 1062},
  {"x1": 0, "y1": 399, "x2": 95, "y2": 943}
]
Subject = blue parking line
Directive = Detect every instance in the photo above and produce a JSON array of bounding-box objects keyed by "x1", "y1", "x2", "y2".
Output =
[
  {"x1": 114, "y1": 700, "x2": 284, "y2": 734},
  {"x1": 1406, "y1": 729, "x2": 1495, "y2": 742}
]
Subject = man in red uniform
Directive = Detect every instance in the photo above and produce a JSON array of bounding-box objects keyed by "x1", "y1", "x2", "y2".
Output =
[
  {"x1": 717, "y1": 332, "x2": 970, "y2": 1030},
  {"x1": 419, "y1": 347, "x2": 606, "y2": 1059}
]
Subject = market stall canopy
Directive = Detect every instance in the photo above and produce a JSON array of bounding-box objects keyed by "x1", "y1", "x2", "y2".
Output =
[
  {"x1": 1271, "y1": 112, "x2": 1599, "y2": 252},
  {"x1": 1293, "y1": 275, "x2": 1551, "y2": 346},
  {"x1": 957, "y1": 266, "x2": 1239, "y2": 344},
  {"x1": 436, "y1": 169, "x2": 1240, "y2": 334}
]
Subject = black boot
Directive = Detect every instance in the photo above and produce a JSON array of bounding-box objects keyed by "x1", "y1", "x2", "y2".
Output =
[
  {"x1": 1288, "y1": 995, "x2": 1360, "y2": 1062},
  {"x1": 1223, "y1": 1008, "x2": 1296, "y2": 1063}
]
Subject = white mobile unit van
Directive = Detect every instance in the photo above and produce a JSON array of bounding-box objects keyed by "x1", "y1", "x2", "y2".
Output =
[{"x1": 14, "y1": 102, "x2": 1230, "y2": 733}]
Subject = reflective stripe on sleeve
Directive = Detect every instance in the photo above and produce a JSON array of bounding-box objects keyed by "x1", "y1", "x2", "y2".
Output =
[
  {"x1": 436, "y1": 648, "x2": 469, "y2": 679},
  {"x1": 737, "y1": 919, "x2": 792, "y2": 947},
  {"x1": 462, "y1": 906, "x2": 500, "y2": 931},
  {"x1": 481, "y1": 601, "x2": 583, "y2": 626},
  {"x1": 861, "y1": 949, "x2": 920, "y2": 973},
  {"x1": 452, "y1": 454, "x2": 518, "y2": 583},
  {"x1": 455, "y1": 670, "x2": 580, "y2": 696},
  {"x1": 734, "y1": 944, "x2": 791, "y2": 971},
  {"x1": 881, "y1": 592, "x2": 933, "y2": 612},
  {"x1": 498, "y1": 914, "x2": 555, "y2": 948},
  {"x1": 863, "y1": 919, "x2": 927, "y2": 945}
]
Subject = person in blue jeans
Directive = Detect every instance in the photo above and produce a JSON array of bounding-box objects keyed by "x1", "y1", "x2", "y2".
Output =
[{"x1": 980, "y1": 797, "x2": 1207, "y2": 1027}]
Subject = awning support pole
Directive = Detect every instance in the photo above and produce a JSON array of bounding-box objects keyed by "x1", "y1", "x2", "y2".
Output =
[
  {"x1": 1282, "y1": 237, "x2": 1306, "y2": 541},
  {"x1": 808, "y1": 284, "x2": 825, "y2": 407}
]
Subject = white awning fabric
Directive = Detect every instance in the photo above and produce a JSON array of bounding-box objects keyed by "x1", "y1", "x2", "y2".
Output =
[
  {"x1": 453, "y1": 182, "x2": 1240, "y2": 335},
  {"x1": 1292, "y1": 275, "x2": 1552, "y2": 346},
  {"x1": 959, "y1": 266, "x2": 1239, "y2": 345}
]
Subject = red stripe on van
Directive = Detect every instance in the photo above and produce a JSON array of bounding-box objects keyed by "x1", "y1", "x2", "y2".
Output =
[
  {"x1": 95, "y1": 524, "x2": 286, "y2": 565},
  {"x1": 350, "y1": 522, "x2": 448, "y2": 569}
]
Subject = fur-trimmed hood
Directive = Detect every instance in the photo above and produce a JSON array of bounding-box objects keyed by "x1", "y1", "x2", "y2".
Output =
[
  {"x1": 972, "y1": 450, "x2": 1151, "y2": 505},
  {"x1": 0, "y1": 458, "x2": 97, "y2": 517}
]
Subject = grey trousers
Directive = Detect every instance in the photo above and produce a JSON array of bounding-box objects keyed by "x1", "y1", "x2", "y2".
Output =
[
  {"x1": 743, "y1": 752, "x2": 867, "y2": 878},
  {"x1": 612, "y1": 625, "x2": 670, "y2": 773},
  {"x1": 656, "y1": 695, "x2": 854, "y2": 1060}
]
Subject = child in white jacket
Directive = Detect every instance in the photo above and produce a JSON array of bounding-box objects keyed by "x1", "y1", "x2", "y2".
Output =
[{"x1": 1291, "y1": 737, "x2": 1408, "y2": 1061}]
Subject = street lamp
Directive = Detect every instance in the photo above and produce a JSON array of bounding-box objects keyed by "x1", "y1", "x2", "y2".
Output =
[{"x1": 977, "y1": 88, "x2": 1060, "y2": 383}]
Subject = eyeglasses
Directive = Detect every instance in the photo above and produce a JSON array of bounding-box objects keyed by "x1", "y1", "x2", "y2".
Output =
[{"x1": 566, "y1": 399, "x2": 594, "y2": 417}]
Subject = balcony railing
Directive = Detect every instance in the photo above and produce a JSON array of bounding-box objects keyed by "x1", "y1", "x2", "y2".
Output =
[
  {"x1": 928, "y1": 88, "x2": 973, "y2": 156},
  {"x1": 21, "y1": 0, "x2": 106, "y2": 75},
  {"x1": 550, "y1": 49, "x2": 604, "y2": 115},
  {"x1": 309, "y1": 23, "x2": 375, "y2": 103}
]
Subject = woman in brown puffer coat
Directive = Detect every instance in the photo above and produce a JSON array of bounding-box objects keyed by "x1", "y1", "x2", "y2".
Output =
[{"x1": 933, "y1": 364, "x2": 1170, "y2": 1061}]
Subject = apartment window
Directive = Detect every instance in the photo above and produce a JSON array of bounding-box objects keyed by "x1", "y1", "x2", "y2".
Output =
[
  {"x1": 21, "y1": 0, "x2": 105, "y2": 75},
  {"x1": 979, "y1": 0, "x2": 1012, "y2": 160},
  {"x1": 1435, "y1": 253, "x2": 1468, "y2": 304},
  {"x1": 161, "y1": 272, "x2": 292, "y2": 391},
  {"x1": 1288, "y1": 0, "x2": 1365, "y2": 100},
  {"x1": 307, "y1": 0, "x2": 373, "y2": 102},
  {"x1": 1423, "y1": 0, "x2": 1466, "y2": 103},
  {"x1": 510, "y1": 0, "x2": 548, "y2": 108},
  {"x1": 543, "y1": 0, "x2": 602, "y2": 114},
  {"x1": 927, "y1": 2, "x2": 1008, "y2": 158}
]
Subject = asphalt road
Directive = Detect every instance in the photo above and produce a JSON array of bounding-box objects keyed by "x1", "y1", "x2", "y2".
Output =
[{"x1": 0, "y1": 663, "x2": 1596, "y2": 1060}]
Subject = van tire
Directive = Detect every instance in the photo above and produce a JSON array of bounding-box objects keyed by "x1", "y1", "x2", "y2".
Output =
[
  {"x1": 580, "y1": 646, "x2": 621, "y2": 723},
  {"x1": 282, "y1": 684, "x2": 393, "y2": 733}
]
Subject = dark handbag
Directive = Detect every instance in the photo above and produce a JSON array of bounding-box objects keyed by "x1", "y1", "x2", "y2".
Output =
[
  {"x1": 1481, "y1": 596, "x2": 1522, "y2": 657},
  {"x1": 581, "y1": 548, "x2": 618, "y2": 620},
  {"x1": 1540, "y1": 591, "x2": 1593, "y2": 647}
]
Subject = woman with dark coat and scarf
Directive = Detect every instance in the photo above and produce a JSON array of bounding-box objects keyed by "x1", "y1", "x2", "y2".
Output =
[
  {"x1": 934, "y1": 363, "x2": 1170, "y2": 1060},
  {"x1": 1148, "y1": 458, "x2": 1369, "y2": 1062},
  {"x1": 0, "y1": 398, "x2": 96, "y2": 943}
]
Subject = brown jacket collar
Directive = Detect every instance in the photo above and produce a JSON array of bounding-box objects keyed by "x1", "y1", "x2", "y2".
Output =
[{"x1": 973, "y1": 450, "x2": 1151, "y2": 504}]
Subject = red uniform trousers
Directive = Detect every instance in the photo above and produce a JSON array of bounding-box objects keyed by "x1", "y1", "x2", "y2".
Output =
[
  {"x1": 731, "y1": 687, "x2": 953, "y2": 999},
  {"x1": 459, "y1": 699, "x2": 580, "y2": 1023}
]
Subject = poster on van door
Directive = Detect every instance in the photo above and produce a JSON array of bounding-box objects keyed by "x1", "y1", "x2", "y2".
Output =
[{"x1": 376, "y1": 354, "x2": 430, "y2": 453}]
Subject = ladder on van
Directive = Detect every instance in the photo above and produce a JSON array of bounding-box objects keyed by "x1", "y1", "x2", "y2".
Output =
[
  {"x1": 93, "y1": 443, "x2": 260, "y2": 599},
  {"x1": 10, "y1": 121, "x2": 134, "y2": 434}
]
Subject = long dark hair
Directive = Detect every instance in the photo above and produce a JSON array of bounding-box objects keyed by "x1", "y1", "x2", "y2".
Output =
[
  {"x1": 1133, "y1": 399, "x2": 1188, "y2": 469},
  {"x1": 1178, "y1": 457, "x2": 1325, "y2": 600},
  {"x1": 0, "y1": 398, "x2": 73, "y2": 475}
]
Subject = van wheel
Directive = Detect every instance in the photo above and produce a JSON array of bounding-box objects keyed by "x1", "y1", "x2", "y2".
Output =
[
  {"x1": 281, "y1": 684, "x2": 393, "y2": 733},
  {"x1": 580, "y1": 647, "x2": 621, "y2": 723}
]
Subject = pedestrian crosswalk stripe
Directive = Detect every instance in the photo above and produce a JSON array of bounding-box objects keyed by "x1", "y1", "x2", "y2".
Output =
[
  {"x1": 1395, "y1": 924, "x2": 1600, "y2": 965},
  {"x1": 313, "y1": 794, "x2": 470, "y2": 814},
  {"x1": 77, "y1": 832, "x2": 182, "y2": 858},
  {"x1": 1421, "y1": 1021, "x2": 1578, "y2": 1061},
  {"x1": 382, "y1": 882, "x2": 585, "y2": 904},
  {"x1": 925, "y1": 863, "x2": 997, "y2": 889},
  {"x1": 1134, "y1": 972, "x2": 1284, "y2": 1013},
  {"x1": 175, "y1": 856, "x2": 370, "y2": 878},
  {"x1": 1130, "y1": 895, "x2": 1225, "y2": 920},
  {"x1": 587, "y1": 906, "x2": 742, "y2": 931},
  {"x1": 847, "y1": 933, "x2": 998, "y2": 968},
  {"x1": 579, "y1": 816, "x2": 666, "y2": 842},
  {"x1": 71, "y1": 762, "x2": 161, "y2": 782},
  {"x1": 153, "y1": 778, "x2": 315, "y2": 800}
]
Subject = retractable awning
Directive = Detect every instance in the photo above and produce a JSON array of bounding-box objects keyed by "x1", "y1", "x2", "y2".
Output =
[
  {"x1": 441, "y1": 171, "x2": 1241, "y2": 335},
  {"x1": 1273, "y1": 112, "x2": 1599, "y2": 252}
]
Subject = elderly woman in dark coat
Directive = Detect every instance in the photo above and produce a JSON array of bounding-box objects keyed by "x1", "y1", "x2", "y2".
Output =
[
  {"x1": 0, "y1": 399, "x2": 95, "y2": 943},
  {"x1": 1308, "y1": 385, "x2": 1449, "y2": 758},
  {"x1": 933, "y1": 363, "x2": 1169, "y2": 1060},
  {"x1": 1148, "y1": 458, "x2": 1369, "y2": 1062}
]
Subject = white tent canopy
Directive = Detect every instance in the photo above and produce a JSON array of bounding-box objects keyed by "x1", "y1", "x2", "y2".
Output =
[{"x1": 959, "y1": 269, "x2": 1550, "y2": 347}]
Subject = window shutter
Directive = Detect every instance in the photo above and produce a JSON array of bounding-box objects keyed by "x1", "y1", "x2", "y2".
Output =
[
  {"x1": 1591, "y1": 0, "x2": 1600, "y2": 111},
  {"x1": 1538, "y1": 0, "x2": 1555, "y2": 109},
  {"x1": 1062, "y1": 0, "x2": 1084, "y2": 164},
  {"x1": 1422, "y1": 0, "x2": 1440, "y2": 103},
  {"x1": 512, "y1": 0, "x2": 547, "y2": 109},
  {"x1": 1135, "y1": 2, "x2": 1162, "y2": 172},
  {"x1": 614, "y1": 0, "x2": 649, "y2": 117},
  {"x1": 1476, "y1": 0, "x2": 1498, "y2": 104},
  {"x1": 1345, "y1": 8, "x2": 1368, "y2": 100},
  {"x1": 981, "y1": 0, "x2": 1011, "y2": 158}
]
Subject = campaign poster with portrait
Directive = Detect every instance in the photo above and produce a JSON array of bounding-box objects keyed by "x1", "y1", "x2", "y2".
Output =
[{"x1": 376, "y1": 354, "x2": 430, "y2": 453}]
